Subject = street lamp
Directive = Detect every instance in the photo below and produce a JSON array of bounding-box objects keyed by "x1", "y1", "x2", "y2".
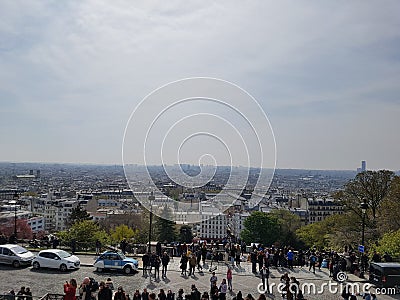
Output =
[
  {"x1": 360, "y1": 201, "x2": 368, "y2": 277},
  {"x1": 9, "y1": 196, "x2": 18, "y2": 243},
  {"x1": 148, "y1": 191, "x2": 155, "y2": 253}
]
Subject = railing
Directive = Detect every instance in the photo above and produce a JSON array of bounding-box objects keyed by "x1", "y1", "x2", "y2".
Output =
[
  {"x1": 0, "y1": 295, "x2": 15, "y2": 300},
  {"x1": 38, "y1": 294, "x2": 64, "y2": 300}
]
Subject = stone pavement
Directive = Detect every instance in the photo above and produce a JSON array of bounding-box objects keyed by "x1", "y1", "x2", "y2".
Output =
[{"x1": 76, "y1": 254, "x2": 400, "y2": 299}]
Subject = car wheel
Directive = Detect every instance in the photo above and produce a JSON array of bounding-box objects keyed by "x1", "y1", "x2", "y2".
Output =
[
  {"x1": 12, "y1": 260, "x2": 20, "y2": 268},
  {"x1": 33, "y1": 261, "x2": 40, "y2": 269},
  {"x1": 124, "y1": 266, "x2": 132, "y2": 274},
  {"x1": 60, "y1": 264, "x2": 67, "y2": 272},
  {"x1": 96, "y1": 267, "x2": 103, "y2": 272}
]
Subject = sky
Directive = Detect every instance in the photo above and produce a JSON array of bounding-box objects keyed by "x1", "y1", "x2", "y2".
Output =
[{"x1": 1, "y1": 1, "x2": 400, "y2": 170}]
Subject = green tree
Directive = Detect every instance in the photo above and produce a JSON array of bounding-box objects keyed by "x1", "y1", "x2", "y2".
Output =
[
  {"x1": 240, "y1": 211, "x2": 280, "y2": 245},
  {"x1": 373, "y1": 229, "x2": 400, "y2": 259},
  {"x1": 58, "y1": 220, "x2": 109, "y2": 250},
  {"x1": 156, "y1": 205, "x2": 176, "y2": 243},
  {"x1": 270, "y1": 209, "x2": 302, "y2": 246},
  {"x1": 110, "y1": 224, "x2": 137, "y2": 243},
  {"x1": 296, "y1": 213, "x2": 361, "y2": 250},
  {"x1": 179, "y1": 225, "x2": 193, "y2": 243},
  {"x1": 68, "y1": 205, "x2": 92, "y2": 226},
  {"x1": 378, "y1": 176, "x2": 400, "y2": 234},
  {"x1": 337, "y1": 170, "x2": 394, "y2": 221}
]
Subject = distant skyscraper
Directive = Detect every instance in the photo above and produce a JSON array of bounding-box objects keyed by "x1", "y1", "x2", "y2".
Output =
[{"x1": 357, "y1": 160, "x2": 367, "y2": 173}]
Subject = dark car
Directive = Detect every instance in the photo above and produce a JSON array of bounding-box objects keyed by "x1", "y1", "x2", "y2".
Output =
[{"x1": 369, "y1": 262, "x2": 400, "y2": 288}]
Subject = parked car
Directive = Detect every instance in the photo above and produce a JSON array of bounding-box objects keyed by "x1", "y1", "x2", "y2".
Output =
[
  {"x1": 369, "y1": 262, "x2": 400, "y2": 288},
  {"x1": 32, "y1": 249, "x2": 80, "y2": 272},
  {"x1": 0, "y1": 244, "x2": 34, "y2": 268},
  {"x1": 94, "y1": 250, "x2": 139, "y2": 274}
]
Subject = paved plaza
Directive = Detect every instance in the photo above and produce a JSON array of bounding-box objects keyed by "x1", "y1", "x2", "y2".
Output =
[{"x1": 1, "y1": 253, "x2": 400, "y2": 300}]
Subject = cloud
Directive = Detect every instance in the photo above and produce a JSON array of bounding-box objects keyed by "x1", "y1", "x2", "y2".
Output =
[{"x1": 0, "y1": 1, "x2": 399, "y2": 168}]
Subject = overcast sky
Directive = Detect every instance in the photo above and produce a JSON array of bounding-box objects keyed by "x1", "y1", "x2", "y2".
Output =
[{"x1": 1, "y1": 1, "x2": 399, "y2": 170}]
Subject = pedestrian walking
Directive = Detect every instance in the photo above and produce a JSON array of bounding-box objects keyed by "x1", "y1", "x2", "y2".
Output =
[
  {"x1": 153, "y1": 254, "x2": 161, "y2": 280},
  {"x1": 161, "y1": 251, "x2": 170, "y2": 278},
  {"x1": 210, "y1": 271, "x2": 218, "y2": 288},
  {"x1": 287, "y1": 250, "x2": 294, "y2": 270},
  {"x1": 189, "y1": 254, "x2": 197, "y2": 276},
  {"x1": 251, "y1": 250, "x2": 257, "y2": 273},
  {"x1": 196, "y1": 249, "x2": 203, "y2": 271},
  {"x1": 180, "y1": 253, "x2": 188, "y2": 276},
  {"x1": 96, "y1": 240, "x2": 101, "y2": 256},
  {"x1": 309, "y1": 252, "x2": 317, "y2": 274},
  {"x1": 219, "y1": 279, "x2": 227, "y2": 300},
  {"x1": 142, "y1": 252, "x2": 150, "y2": 276},
  {"x1": 227, "y1": 266, "x2": 233, "y2": 291},
  {"x1": 260, "y1": 266, "x2": 270, "y2": 294}
]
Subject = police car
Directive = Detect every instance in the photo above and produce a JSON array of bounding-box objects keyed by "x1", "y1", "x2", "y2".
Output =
[{"x1": 94, "y1": 250, "x2": 139, "y2": 274}]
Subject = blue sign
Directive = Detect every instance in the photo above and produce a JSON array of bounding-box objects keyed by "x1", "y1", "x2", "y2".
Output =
[{"x1": 359, "y1": 245, "x2": 365, "y2": 253}]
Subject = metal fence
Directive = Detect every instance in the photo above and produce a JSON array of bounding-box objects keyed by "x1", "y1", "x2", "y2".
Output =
[{"x1": 38, "y1": 294, "x2": 64, "y2": 300}]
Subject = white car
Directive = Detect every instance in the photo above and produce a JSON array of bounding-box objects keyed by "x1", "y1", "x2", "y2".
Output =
[
  {"x1": 0, "y1": 244, "x2": 34, "y2": 267},
  {"x1": 32, "y1": 249, "x2": 80, "y2": 272}
]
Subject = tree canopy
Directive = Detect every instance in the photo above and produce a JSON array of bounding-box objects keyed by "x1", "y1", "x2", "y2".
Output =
[
  {"x1": 156, "y1": 205, "x2": 176, "y2": 243},
  {"x1": 68, "y1": 204, "x2": 92, "y2": 226},
  {"x1": 179, "y1": 225, "x2": 193, "y2": 243},
  {"x1": 58, "y1": 220, "x2": 109, "y2": 250},
  {"x1": 240, "y1": 211, "x2": 280, "y2": 246},
  {"x1": 373, "y1": 229, "x2": 400, "y2": 259},
  {"x1": 110, "y1": 224, "x2": 137, "y2": 242},
  {"x1": 338, "y1": 170, "x2": 394, "y2": 221}
]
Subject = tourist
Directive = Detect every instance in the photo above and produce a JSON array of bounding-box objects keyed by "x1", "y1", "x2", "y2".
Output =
[
  {"x1": 16, "y1": 287, "x2": 25, "y2": 300},
  {"x1": 189, "y1": 254, "x2": 197, "y2": 276},
  {"x1": 180, "y1": 253, "x2": 188, "y2": 276},
  {"x1": 158, "y1": 289, "x2": 166, "y2": 300},
  {"x1": 142, "y1": 289, "x2": 149, "y2": 300},
  {"x1": 166, "y1": 290, "x2": 174, "y2": 300},
  {"x1": 210, "y1": 272, "x2": 218, "y2": 288},
  {"x1": 98, "y1": 281, "x2": 112, "y2": 300},
  {"x1": 105, "y1": 278, "x2": 114, "y2": 291},
  {"x1": 64, "y1": 279, "x2": 77, "y2": 300},
  {"x1": 132, "y1": 290, "x2": 141, "y2": 300},
  {"x1": 161, "y1": 251, "x2": 170, "y2": 278},
  {"x1": 24, "y1": 288, "x2": 32, "y2": 300},
  {"x1": 227, "y1": 266, "x2": 233, "y2": 291},
  {"x1": 114, "y1": 287, "x2": 127, "y2": 300},
  {"x1": 218, "y1": 279, "x2": 227, "y2": 300}
]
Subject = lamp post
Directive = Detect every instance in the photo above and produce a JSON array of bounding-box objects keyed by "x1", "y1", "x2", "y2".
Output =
[
  {"x1": 360, "y1": 201, "x2": 368, "y2": 277},
  {"x1": 148, "y1": 191, "x2": 155, "y2": 253},
  {"x1": 9, "y1": 198, "x2": 18, "y2": 243}
]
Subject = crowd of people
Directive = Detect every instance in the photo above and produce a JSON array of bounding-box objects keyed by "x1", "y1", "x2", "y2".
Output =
[
  {"x1": 57, "y1": 276, "x2": 266, "y2": 300},
  {"x1": 2, "y1": 240, "x2": 387, "y2": 300},
  {"x1": 3, "y1": 286, "x2": 33, "y2": 300}
]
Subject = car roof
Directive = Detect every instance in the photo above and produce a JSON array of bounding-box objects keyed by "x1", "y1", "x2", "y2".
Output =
[
  {"x1": 39, "y1": 249, "x2": 65, "y2": 254},
  {"x1": 101, "y1": 250, "x2": 121, "y2": 254},
  {"x1": 370, "y1": 262, "x2": 400, "y2": 268},
  {"x1": 0, "y1": 244, "x2": 26, "y2": 249}
]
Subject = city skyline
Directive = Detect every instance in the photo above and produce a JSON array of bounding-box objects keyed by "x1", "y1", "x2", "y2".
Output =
[{"x1": 1, "y1": 2, "x2": 400, "y2": 170}]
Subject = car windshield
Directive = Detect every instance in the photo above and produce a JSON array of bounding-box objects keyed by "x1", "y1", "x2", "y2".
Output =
[
  {"x1": 12, "y1": 246, "x2": 28, "y2": 254},
  {"x1": 118, "y1": 251, "x2": 126, "y2": 259},
  {"x1": 57, "y1": 250, "x2": 72, "y2": 258}
]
